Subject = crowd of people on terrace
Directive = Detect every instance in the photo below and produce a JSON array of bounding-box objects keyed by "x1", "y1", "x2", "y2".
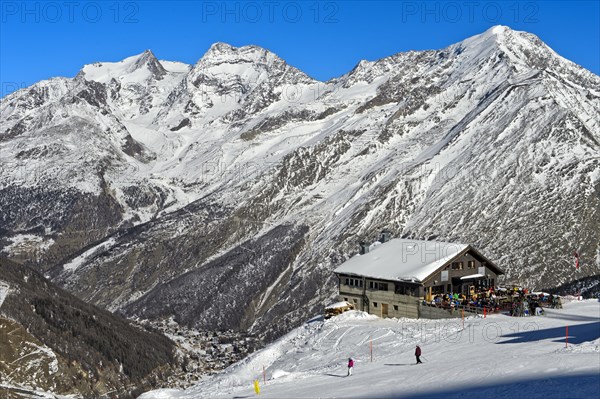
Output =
[
  {"x1": 423, "y1": 286, "x2": 562, "y2": 316},
  {"x1": 426, "y1": 290, "x2": 500, "y2": 312}
]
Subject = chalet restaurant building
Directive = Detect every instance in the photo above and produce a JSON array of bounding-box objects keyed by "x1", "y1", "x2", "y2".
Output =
[{"x1": 333, "y1": 236, "x2": 504, "y2": 319}]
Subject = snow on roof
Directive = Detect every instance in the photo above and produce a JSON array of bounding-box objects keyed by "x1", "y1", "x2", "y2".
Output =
[
  {"x1": 325, "y1": 301, "x2": 353, "y2": 310},
  {"x1": 334, "y1": 239, "x2": 467, "y2": 283},
  {"x1": 460, "y1": 273, "x2": 485, "y2": 280}
]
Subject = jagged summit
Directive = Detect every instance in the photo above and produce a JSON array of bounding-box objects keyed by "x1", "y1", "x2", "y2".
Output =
[
  {"x1": 195, "y1": 41, "x2": 287, "y2": 70},
  {"x1": 79, "y1": 49, "x2": 167, "y2": 83},
  {"x1": 130, "y1": 49, "x2": 166, "y2": 74}
]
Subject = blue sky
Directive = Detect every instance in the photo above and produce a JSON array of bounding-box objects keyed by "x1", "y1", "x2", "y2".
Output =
[{"x1": 1, "y1": 1, "x2": 599, "y2": 97}]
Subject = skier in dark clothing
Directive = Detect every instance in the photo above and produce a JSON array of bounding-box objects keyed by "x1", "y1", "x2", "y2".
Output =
[
  {"x1": 347, "y1": 357, "x2": 354, "y2": 376},
  {"x1": 415, "y1": 345, "x2": 422, "y2": 364}
]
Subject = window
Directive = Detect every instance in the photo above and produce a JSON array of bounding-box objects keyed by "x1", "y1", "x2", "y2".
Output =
[
  {"x1": 393, "y1": 305, "x2": 399, "y2": 311},
  {"x1": 373, "y1": 302, "x2": 378, "y2": 308},
  {"x1": 431, "y1": 285, "x2": 444, "y2": 295},
  {"x1": 396, "y1": 283, "x2": 418, "y2": 296},
  {"x1": 343, "y1": 297, "x2": 348, "y2": 301},
  {"x1": 369, "y1": 281, "x2": 388, "y2": 291},
  {"x1": 344, "y1": 278, "x2": 363, "y2": 287},
  {"x1": 468, "y1": 261, "x2": 475, "y2": 269},
  {"x1": 452, "y1": 262, "x2": 464, "y2": 270},
  {"x1": 353, "y1": 298, "x2": 358, "y2": 304}
]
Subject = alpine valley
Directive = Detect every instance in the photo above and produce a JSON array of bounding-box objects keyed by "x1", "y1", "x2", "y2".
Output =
[{"x1": 1, "y1": 25, "x2": 599, "y2": 391}]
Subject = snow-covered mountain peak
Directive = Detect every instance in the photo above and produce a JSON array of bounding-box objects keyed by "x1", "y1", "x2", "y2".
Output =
[
  {"x1": 199, "y1": 42, "x2": 278, "y2": 66},
  {"x1": 163, "y1": 41, "x2": 317, "y2": 124},
  {"x1": 447, "y1": 25, "x2": 521, "y2": 59},
  {"x1": 79, "y1": 49, "x2": 167, "y2": 84},
  {"x1": 130, "y1": 49, "x2": 166, "y2": 74},
  {"x1": 462, "y1": 25, "x2": 526, "y2": 45},
  {"x1": 339, "y1": 26, "x2": 523, "y2": 87},
  {"x1": 193, "y1": 42, "x2": 314, "y2": 85},
  {"x1": 457, "y1": 25, "x2": 595, "y2": 77},
  {"x1": 490, "y1": 24, "x2": 509, "y2": 35}
]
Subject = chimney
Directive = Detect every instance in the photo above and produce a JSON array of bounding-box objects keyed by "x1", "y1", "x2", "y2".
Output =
[
  {"x1": 359, "y1": 241, "x2": 370, "y2": 255},
  {"x1": 380, "y1": 229, "x2": 391, "y2": 243}
]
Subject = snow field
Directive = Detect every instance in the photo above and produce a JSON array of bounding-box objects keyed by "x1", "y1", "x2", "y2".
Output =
[{"x1": 140, "y1": 299, "x2": 600, "y2": 398}]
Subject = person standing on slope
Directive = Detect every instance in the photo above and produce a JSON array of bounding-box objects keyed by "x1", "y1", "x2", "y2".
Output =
[
  {"x1": 415, "y1": 345, "x2": 422, "y2": 364},
  {"x1": 347, "y1": 357, "x2": 354, "y2": 376}
]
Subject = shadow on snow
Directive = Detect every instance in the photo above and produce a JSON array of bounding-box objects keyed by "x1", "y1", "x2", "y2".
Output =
[
  {"x1": 323, "y1": 373, "x2": 347, "y2": 378},
  {"x1": 497, "y1": 321, "x2": 600, "y2": 344},
  {"x1": 383, "y1": 373, "x2": 600, "y2": 399}
]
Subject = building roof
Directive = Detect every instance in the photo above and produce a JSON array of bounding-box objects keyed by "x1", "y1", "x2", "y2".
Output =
[{"x1": 334, "y1": 238, "x2": 470, "y2": 283}]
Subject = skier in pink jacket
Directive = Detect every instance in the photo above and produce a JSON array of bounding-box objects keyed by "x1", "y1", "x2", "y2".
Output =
[{"x1": 347, "y1": 357, "x2": 354, "y2": 376}]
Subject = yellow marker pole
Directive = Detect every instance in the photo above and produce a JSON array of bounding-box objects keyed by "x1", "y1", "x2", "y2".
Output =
[{"x1": 254, "y1": 379, "x2": 260, "y2": 395}]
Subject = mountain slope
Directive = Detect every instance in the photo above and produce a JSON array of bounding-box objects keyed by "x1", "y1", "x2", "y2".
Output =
[
  {"x1": 1, "y1": 26, "x2": 598, "y2": 341},
  {"x1": 0, "y1": 258, "x2": 176, "y2": 398},
  {"x1": 139, "y1": 299, "x2": 600, "y2": 399}
]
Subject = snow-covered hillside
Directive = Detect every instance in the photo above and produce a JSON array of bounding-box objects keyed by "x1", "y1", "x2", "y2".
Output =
[
  {"x1": 0, "y1": 281, "x2": 9, "y2": 308},
  {"x1": 141, "y1": 299, "x2": 600, "y2": 398},
  {"x1": 1, "y1": 25, "x2": 598, "y2": 340}
]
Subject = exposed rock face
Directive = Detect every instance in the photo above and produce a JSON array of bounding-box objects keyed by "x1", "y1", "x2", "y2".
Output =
[{"x1": 1, "y1": 26, "x2": 598, "y2": 340}]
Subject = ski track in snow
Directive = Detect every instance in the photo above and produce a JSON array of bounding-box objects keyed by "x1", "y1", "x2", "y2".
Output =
[{"x1": 140, "y1": 300, "x2": 600, "y2": 399}]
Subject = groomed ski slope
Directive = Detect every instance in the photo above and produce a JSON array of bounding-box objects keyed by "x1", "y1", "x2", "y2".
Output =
[{"x1": 141, "y1": 300, "x2": 600, "y2": 399}]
